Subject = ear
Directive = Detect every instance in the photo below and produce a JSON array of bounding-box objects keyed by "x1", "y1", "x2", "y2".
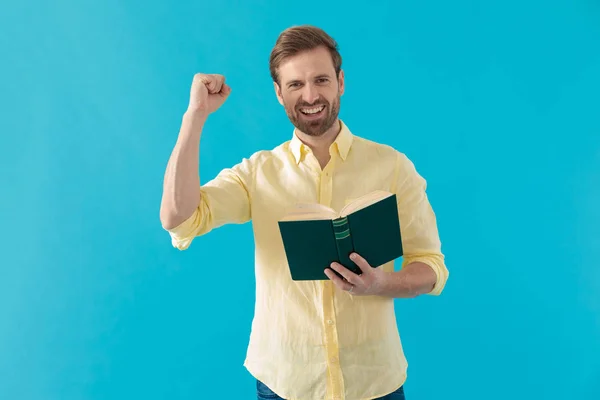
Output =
[
  {"x1": 274, "y1": 81, "x2": 284, "y2": 106},
  {"x1": 338, "y1": 69, "x2": 345, "y2": 96}
]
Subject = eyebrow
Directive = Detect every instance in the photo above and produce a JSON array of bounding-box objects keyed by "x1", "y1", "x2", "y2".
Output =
[{"x1": 285, "y1": 74, "x2": 332, "y2": 86}]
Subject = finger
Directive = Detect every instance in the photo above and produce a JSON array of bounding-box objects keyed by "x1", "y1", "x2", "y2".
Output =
[
  {"x1": 324, "y1": 268, "x2": 353, "y2": 291},
  {"x1": 196, "y1": 73, "x2": 210, "y2": 86},
  {"x1": 329, "y1": 262, "x2": 360, "y2": 285},
  {"x1": 349, "y1": 253, "x2": 372, "y2": 273},
  {"x1": 219, "y1": 83, "x2": 231, "y2": 97},
  {"x1": 210, "y1": 74, "x2": 224, "y2": 94},
  {"x1": 197, "y1": 74, "x2": 217, "y2": 93}
]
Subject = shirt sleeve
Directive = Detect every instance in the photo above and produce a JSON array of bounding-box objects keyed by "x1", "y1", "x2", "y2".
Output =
[
  {"x1": 394, "y1": 152, "x2": 449, "y2": 295},
  {"x1": 165, "y1": 156, "x2": 254, "y2": 250}
]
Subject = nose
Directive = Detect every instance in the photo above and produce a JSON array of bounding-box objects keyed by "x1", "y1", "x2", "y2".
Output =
[{"x1": 301, "y1": 83, "x2": 320, "y2": 105}]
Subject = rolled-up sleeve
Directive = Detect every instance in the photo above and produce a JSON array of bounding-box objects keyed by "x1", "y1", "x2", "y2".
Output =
[
  {"x1": 395, "y1": 153, "x2": 448, "y2": 296},
  {"x1": 166, "y1": 157, "x2": 253, "y2": 250}
]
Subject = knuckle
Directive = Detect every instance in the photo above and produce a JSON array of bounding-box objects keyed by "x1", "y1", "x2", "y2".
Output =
[{"x1": 194, "y1": 74, "x2": 209, "y2": 86}]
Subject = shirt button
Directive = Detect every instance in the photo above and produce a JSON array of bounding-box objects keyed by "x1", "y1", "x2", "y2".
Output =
[
  {"x1": 327, "y1": 320, "x2": 334, "y2": 325},
  {"x1": 330, "y1": 356, "x2": 338, "y2": 363}
]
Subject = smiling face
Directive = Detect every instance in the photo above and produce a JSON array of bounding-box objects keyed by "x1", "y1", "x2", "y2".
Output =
[{"x1": 274, "y1": 46, "x2": 345, "y2": 137}]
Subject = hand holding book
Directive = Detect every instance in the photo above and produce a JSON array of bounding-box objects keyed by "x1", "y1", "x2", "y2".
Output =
[{"x1": 324, "y1": 251, "x2": 388, "y2": 296}]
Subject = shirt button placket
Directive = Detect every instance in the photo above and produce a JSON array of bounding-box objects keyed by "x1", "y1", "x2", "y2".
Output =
[{"x1": 319, "y1": 159, "x2": 344, "y2": 399}]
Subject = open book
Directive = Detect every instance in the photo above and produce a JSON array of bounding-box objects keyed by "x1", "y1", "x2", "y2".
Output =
[{"x1": 278, "y1": 190, "x2": 403, "y2": 281}]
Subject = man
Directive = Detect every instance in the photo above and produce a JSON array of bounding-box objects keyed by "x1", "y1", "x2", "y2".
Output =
[{"x1": 160, "y1": 25, "x2": 448, "y2": 400}]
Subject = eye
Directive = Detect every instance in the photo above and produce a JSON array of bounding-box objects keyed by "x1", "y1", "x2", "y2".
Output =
[{"x1": 317, "y1": 78, "x2": 329, "y2": 84}]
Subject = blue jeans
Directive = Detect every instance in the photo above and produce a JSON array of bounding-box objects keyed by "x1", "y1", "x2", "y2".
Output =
[{"x1": 257, "y1": 380, "x2": 406, "y2": 399}]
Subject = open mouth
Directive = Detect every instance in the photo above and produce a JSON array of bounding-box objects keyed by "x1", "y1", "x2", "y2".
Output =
[{"x1": 298, "y1": 105, "x2": 326, "y2": 119}]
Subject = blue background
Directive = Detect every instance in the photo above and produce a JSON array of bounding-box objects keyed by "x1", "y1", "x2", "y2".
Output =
[{"x1": 1, "y1": 0, "x2": 599, "y2": 399}]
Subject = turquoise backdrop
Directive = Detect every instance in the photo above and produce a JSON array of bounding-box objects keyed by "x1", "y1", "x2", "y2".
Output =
[{"x1": 1, "y1": 0, "x2": 599, "y2": 399}]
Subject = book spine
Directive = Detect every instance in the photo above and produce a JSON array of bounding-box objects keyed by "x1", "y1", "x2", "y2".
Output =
[{"x1": 332, "y1": 217, "x2": 360, "y2": 275}]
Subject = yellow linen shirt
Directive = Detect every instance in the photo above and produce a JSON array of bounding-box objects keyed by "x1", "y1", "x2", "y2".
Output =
[{"x1": 166, "y1": 120, "x2": 448, "y2": 400}]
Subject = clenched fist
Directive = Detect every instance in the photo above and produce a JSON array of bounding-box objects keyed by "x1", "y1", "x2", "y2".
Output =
[{"x1": 187, "y1": 73, "x2": 231, "y2": 115}]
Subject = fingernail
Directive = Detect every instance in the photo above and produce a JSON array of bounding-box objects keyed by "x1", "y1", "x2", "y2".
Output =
[{"x1": 350, "y1": 253, "x2": 356, "y2": 260}]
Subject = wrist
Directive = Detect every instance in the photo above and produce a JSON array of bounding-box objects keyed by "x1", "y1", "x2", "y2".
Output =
[
  {"x1": 376, "y1": 270, "x2": 413, "y2": 298},
  {"x1": 373, "y1": 271, "x2": 396, "y2": 297},
  {"x1": 180, "y1": 110, "x2": 208, "y2": 137},
  {"x1": 184, "y1": 108, "x2": 209, "y2": 123}
]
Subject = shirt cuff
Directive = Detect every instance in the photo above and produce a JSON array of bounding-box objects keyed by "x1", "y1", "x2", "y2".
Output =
[
  {"x1": 165, "y1": 209, "x2": 201, "y2": 251},
  {"x1": 401, "y1": 254, "x2": 448, "y2": 296}
]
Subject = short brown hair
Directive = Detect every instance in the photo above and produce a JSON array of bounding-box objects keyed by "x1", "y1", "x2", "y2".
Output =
[{"x1": 269, "y1": 25, "x2": 342, "y2": 85}]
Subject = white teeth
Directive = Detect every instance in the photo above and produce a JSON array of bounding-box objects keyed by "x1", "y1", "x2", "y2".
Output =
[{"x1": 300, "y1": 105, "x2": 325, "y2": 115}]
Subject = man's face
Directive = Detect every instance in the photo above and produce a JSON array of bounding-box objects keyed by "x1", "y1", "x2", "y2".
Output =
[{"x1": 274, "y1": 46, "x2": 345, "y2": 137}]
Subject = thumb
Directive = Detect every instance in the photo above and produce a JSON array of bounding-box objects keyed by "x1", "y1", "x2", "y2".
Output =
[{"x1": 219, "y1": 83, "x2": 231, "y2": 98}]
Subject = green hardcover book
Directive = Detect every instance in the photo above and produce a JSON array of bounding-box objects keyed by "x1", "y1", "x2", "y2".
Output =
[{"x1": 278, "y1": 190, "x2": 403, "y2": 281}]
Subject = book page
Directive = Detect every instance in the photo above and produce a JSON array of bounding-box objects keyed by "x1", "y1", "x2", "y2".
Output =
[
  {"x1": 279, "y1": 203, "x2": 337, "y2": 221},
  {"x1": 339, "y1": 190, "x2": 394, "y2": 217}
]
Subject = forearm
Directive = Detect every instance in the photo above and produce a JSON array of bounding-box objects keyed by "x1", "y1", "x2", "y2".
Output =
[
  {"x1": 160, "y1": 110, "x2": 208, "y2": 230},
  {"x1": 378, "y1": 262, "x2": 438, "y2": 298}
]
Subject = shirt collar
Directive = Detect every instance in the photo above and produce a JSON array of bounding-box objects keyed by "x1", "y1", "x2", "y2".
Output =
[{"x1": 290, "y1": 120, "x2": 353, "y2": 164}]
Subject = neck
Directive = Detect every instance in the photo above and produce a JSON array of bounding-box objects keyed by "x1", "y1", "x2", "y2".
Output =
[{"x1": 295, "y1": 119, "x2": 341, "y2": 156}]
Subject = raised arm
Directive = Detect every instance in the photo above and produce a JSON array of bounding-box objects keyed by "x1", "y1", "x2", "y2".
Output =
[
  {"x1": 160, "y1": 74, "x2": 253, "y2": 251},
  {"x1": 160, "y1": 73, "x2": 231, "y2": 230}
]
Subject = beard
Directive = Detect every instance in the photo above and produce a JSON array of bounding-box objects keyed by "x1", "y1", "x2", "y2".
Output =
[{"x1": 283, "y1": 92, "x2": 341, "y2": 137}]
